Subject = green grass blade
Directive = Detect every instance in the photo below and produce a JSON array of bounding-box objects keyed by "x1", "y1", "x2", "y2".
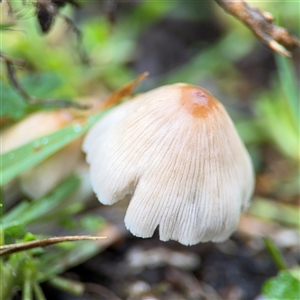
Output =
[
  {"x1": 2, "y1": 175, "x2": 80, "y2": 229},
  {"x1": 48, "y1": 277, "x2": 84, "y2": 296},
  {"x1": 249, "y1": 197, "x2": 300, "y2": 227},
  {"x1": 264, "y1": 237, "x2": 288, "y2": 271},
  {"x1": 33, "y1": 283, "x2": 46, "y2": 300},
  {"x1": 276, "y1": 55, "x2": 299, "y2": 129},
  {"x1": 1, "y1": 202, "x2": 30, "y2": 223},
  {"x1": 22, "y1": 258, "x2": 35, "y2": 300},
  {"x1": 1, "y1": 110, "x2": 109, "y2": 186},
  {"x1": 263, "y1": 270, "x2": 300, "y2": 300}
]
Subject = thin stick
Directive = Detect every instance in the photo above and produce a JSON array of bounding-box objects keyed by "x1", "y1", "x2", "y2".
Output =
[
  {"x1": 57, "y1": 12, "x2": 90, "y2": 65},
  {"x1": 0, "y1": 235, "x2": 109, "y2": 256},
  {"x1": 101, "y1": 72, "x2": 149, "y2": 110},
  {"x1": 215, "y1": 0, "x2": 300, "y2": 58}
]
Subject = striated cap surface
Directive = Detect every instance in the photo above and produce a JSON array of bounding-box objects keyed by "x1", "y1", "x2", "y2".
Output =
[{"x1": 83, "y1": 83, "x2": 254, "y2": 246}]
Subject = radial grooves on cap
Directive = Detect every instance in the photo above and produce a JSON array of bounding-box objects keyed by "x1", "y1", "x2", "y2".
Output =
[
  {"x1": 83, "y1": 83, "x2": 254, "y2": 245},
  {"x1": 180, "y1": 86, "x2": 218, "y2": 118}
]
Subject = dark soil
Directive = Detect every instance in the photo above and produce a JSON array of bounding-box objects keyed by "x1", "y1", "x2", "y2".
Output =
[{"x1": 41, "y1": 232, "x2": 277, "y2": 300}]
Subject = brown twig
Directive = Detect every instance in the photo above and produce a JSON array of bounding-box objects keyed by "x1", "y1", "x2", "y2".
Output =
[
  {"x1": 0, "y1": 53, "x2": 90, "y2": 109},
  {"x1": 57, "y1": 12, "x2": 90, "y2": 65},
  {"x1": 35, "y1": 0, "x2": 89, "y2": 64},
  {"x1": 101, "y1": 72, "x2": 149, "y2": 110},
  {"x1": 215, "y1": 0, "x2": 300, "y2": 57},
  {"x1": 0, "y1": 235, "x2": 109, "y2": 256},
  {"x1": 5, "y1": 0, "x2": 88, "y2": 64}
]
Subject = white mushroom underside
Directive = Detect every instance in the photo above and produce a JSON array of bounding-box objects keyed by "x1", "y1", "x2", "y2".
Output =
[{"x1": 83, "y1": 85, "x2": 254, "y2": 246}]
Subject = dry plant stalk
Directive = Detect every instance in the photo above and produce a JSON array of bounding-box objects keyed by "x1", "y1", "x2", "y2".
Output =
[
  {"x1": 0, "y1": 235, "x2": 109, "y2": 256},
  {"x1": 0, "y1": 52, "x2": 90, "y2": 110},
  {"x1": 215, "y1": 0, "x2": 300, "y2": 57},
  {"x1": 100, "y1": 72, "x2": 149, "y2": 110}
]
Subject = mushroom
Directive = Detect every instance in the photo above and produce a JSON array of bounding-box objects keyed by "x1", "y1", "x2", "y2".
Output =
[
  {"x1": 1, "y1": 110, "x2": 81, "y2": 198},
  {"x1": 83, "y1": 83, "x2": 254, "y2": 246}
]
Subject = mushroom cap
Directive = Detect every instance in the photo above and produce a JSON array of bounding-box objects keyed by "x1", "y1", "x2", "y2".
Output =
[{"x1": 83, "y1": 83, "x2": 254, "y2": 246}]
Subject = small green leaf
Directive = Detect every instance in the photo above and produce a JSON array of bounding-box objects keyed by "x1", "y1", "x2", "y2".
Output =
[
  {"x1": 1, "y1": 73, "x2": 63, "y2": 120},
  {"x1": 4, "y1": 224, "x2": 27, "y2": 244},
  {"x1": 22, "y1": 73, "x2": 63, "y2": 99},
  {"x1": 263, "y1": 270, "x2": 300, "y2": 300},
  {"x1": 80, "y1": 215, "x2": 105, "y2": 231},
  {"x1": 23, "y1": 233, "x2": 37, "y2": 242},
  {"x1": 0, "y1": 81, "x2": 28, "y2": 119}
]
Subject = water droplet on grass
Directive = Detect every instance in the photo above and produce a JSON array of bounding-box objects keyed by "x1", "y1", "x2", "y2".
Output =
[
  {"x1": 73, "y1": 124, "x2": 82, "y2": 133},
  {"x1": 41, "y1": 138, "x2": 49, "y2": 145},
  {"x1": 33, "y1": 141, "x2": 40, "y2": 147}
]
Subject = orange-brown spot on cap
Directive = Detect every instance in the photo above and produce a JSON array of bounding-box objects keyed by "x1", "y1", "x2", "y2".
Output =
[{"x1": 179, "y1": 85, "x2": 218, "y2": 118}]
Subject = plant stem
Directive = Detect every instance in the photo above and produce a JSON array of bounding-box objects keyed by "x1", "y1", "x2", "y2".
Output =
[
  {"x1": 33, "y1": 282, "x2": 47, "y2": 300},
  {"x1": 264, "y1": 237, "x2": 288, "y2": 270},
  {"x1": 48, "y1": 276, "x2": 85, "y2": 296}
]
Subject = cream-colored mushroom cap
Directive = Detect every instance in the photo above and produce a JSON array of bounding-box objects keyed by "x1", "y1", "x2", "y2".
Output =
[{"x1": 83, "y1": 83, "x2": 254, "y2": 246}]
